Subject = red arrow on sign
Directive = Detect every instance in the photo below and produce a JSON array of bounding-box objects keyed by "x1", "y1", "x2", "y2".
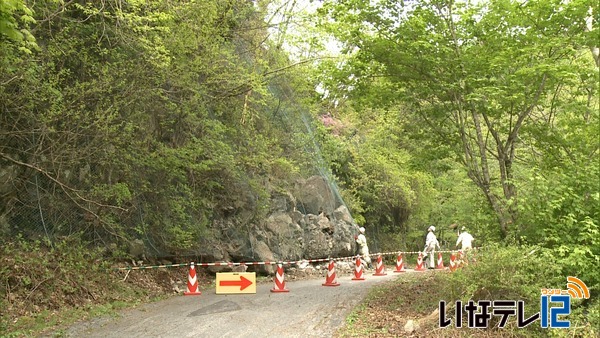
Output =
[{"x1": 219, "y1": 275, "x2": 253, "y2": 291}]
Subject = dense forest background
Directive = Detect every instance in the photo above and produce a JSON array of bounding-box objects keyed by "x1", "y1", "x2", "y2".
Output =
[{"x1": 1, "y1": 0, "x2": 598, "y2": 335}]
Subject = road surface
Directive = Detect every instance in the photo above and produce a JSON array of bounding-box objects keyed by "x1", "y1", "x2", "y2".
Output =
[{"x1": 63, "y1": 270, "x2": 412, "y2": 337}]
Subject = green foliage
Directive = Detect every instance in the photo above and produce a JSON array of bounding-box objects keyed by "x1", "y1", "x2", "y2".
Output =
[
  {"x1": 0, "y1": 0, "x2": 318, "y2": 256},
  {"x1": 444, "y1": 245, "x2": 598, "y2": 336},
  {"x1": 0, "y1": 0, "x2": 37, "y2": 53},
  {"x1": 514, "y1": 69, "x2": 600, "y2": 297},
  {"x1": 518, "y1": 166, "x2": 600, "y2": 296},
  {"x1": 1, "y1": 0, "x2": 598, "y2": 332},
  {"x1": 315, "y1": 0, "x2": 598, "y2": 319},
  {"x1": 446, "y1": 245, "x2": 561, "y2": 303},
  {"x1": 317, "y1": 0, "x2": 598, "y2": 238},
  {"x1": 310, "y1": 100, "x2": 436, "y2": 251},
  {"x1": 270, "y1": 157, "x2": 300, "y2": 181},
  {"x1": 425, "y1": 165, "x2": 502, "y2": 246}
]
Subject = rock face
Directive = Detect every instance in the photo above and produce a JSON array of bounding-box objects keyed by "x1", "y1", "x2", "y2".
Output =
[
  {"x1": 295, "y1": 176, "x2": 337, "y2": 216},
  {"x1": 202, "y1": 175, "x2": 359, "y2": 274}
]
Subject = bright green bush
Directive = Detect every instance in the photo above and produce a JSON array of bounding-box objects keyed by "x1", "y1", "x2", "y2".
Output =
[{"x1": 442, "y1": 244, "x2": 598, "y2": 336}]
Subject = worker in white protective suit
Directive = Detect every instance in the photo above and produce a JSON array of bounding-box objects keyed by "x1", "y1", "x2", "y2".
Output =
[
  {"x1": 355, "y1": 227, "x2": 372, "y2": 269},
  {"x1": 456, "y1": 226, "x2": 474, "y2": 251},
  {"x1": 423, "y1": 225, "x2": 440, "y2": 269},
  {"x1": 456, "y1": 226, "x2": 475, "y2": 266}
]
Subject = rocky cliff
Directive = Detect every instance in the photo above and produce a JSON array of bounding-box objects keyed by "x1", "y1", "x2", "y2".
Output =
[{"x1": 198, "y1": 176, "x2": 359, "y2": 274}]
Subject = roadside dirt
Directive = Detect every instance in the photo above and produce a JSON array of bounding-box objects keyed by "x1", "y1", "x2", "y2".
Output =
[{"x1": 333, "y1": 271, "x2": 527, "y2": 338}]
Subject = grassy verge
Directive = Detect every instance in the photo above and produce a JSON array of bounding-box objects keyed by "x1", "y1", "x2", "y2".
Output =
[
  {"x1": 0, "y1": 238, "x2": 197, "y2": 337},
  {"x1": 335, "y1": 272, "x2": 452, "y2": 337},
  {"x1": 335, "y1": 246, "x2": 599, "y2": 338}
]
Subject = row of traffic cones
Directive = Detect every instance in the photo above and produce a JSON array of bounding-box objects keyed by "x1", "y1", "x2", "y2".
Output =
[
  {"x1": 310, "y1": 250, "x2": 471, "y2": 284},
  {"x1": 183, "y1": 252, "x2": 466, "y2": 295},
  {"x1": 326, "y1": 254, "x2": 387, "y2": 286}
]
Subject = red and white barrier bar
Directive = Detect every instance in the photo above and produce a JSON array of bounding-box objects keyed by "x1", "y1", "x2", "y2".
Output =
[{"x1": 114, "y1": 248, "x2": 480, "y2": 271}]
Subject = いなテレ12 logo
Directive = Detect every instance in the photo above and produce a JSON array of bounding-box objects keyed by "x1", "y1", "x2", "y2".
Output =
[
  {"x1": 540, "y1": 276, "x2": 590, "y2": 328},
  {"x1": 439, "y1": 276, "x2": 590, "y2": 329}
]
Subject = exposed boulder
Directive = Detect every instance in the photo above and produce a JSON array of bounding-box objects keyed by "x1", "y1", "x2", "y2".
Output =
[
  {"x1": 263, "y1": 211, "x2": 304, "y2": 260},
  {"x1": 295, "y1": 176, "x2": 338, "y2": 216},
  {"x1": 304, "y1": 229, "x2": 331, "y2": 259},
  {"x1": 317, "y1": 213, "x2": 333, "y2": 234},
  {"x1": 264, "y1": 212, "x2": 293, "y2": 234},
  {"x1": 128, "y1": 239, "x2": 147, "y2": 261},
  {"x1": 269, "y1": 191, "x2": 296, "y2": 213},
  {"x1": 252, "y1": 240, "x2": 276, "y2": 275},
  {"x1": 290, "y1": 210, "x2": 303, "y2": 224},
  {"x1": 333, "y1": 205, "x2": 353, "y2": 224},
  {"x1": 331, "y1": 219, "x2": 357, "y2": 257},
  {"x1": 206, "y1": 175, "x2": 358, "y2": 275}
]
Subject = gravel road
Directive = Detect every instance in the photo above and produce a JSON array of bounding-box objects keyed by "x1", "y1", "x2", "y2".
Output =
[{"x1": 63, "y1": 270, "x2": 411, "y2": 337}]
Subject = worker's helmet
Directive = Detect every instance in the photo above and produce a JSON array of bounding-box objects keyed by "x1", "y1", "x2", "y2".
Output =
[
  {"x1": 428, "y1": 225, "x2": 436, "y2": 232},
  {"x1": 461, "y1": 226, "x2": 466, "y2": 231},
  {"x1": 359, "y1": 227, "x2": 365, "y2": 233}
]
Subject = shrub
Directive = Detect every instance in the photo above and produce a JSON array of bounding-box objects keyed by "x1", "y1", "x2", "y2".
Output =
[{"x1": 442, "y1": 244, "x2": 598, "y2": 336}]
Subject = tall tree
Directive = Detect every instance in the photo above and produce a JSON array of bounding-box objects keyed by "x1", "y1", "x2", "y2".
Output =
[{"x1": 318, "y1": 0, "x2": 597, "y2": 238}]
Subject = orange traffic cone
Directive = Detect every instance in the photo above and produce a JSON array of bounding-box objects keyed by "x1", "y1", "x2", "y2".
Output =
[
  {"x1": 322, "y1": 260, "x2": 340, "y2": 286},
  {"x1": 449, "y1": 253, "x2": 457, "y2": 272},
  {"x1": 352, "y1": 256, "x2": 365, "y2": 281},
  {"x1": 373, "y1": 254, "x2": 387, "y2": 276},
  {"x1": 394, "y1": 253, "x2": 406, "y2": 273},
  {"x1": 184, "y1": 262, "x2": 202, "y2": 296},
  {"x1": 414, "y1": 253, "x2": 426, "y2": 271},
  {"x1": 270, "y1": 263, "x2": 289, "y2": 293},
  {"x1": 436, "y1": 252, "x2": 445, "y2": 270}
]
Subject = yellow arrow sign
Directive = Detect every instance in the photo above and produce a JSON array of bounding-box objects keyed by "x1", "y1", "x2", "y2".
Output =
[{"x1": 216, "y1": 272, "x2": 256, "y2": 294}]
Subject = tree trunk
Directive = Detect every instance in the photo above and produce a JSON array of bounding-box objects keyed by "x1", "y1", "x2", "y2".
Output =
[{"x1": 586, "y1": 7, "x2": 600, "y2": 67}]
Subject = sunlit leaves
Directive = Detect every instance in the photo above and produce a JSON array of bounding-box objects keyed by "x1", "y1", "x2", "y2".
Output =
[{"x1": 0, "y1": 0, "x2": 38, "y2": 53}]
